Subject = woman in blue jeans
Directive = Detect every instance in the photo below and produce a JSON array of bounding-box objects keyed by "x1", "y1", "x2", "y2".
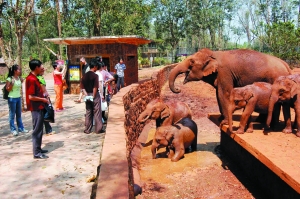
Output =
[{"x1": 5, "y1": 64, "x2": 29, "y2": 136}]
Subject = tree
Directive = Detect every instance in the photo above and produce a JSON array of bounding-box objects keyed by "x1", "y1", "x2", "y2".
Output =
[
  {"x1": 152, "y1": 0, "x2": 186, "y2": 61},
  {"x1": 0, "y1": 0, "x2": 34, "y2": 67}
]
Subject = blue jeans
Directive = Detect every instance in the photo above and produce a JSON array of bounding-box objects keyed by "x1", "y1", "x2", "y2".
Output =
[
  {"x1": 44, "y1": 121, "x2": 52, "y2": 133},
  {"x1": 8, "y1": 97, "x2": 24, "y2": 132},
  {"x1": 116, "y1": 76, "x2": 124, "y2": 91}
]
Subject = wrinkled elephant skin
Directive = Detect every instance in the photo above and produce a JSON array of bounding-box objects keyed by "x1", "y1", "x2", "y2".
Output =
[
  {"x1": 169, "y1": 48, "x2": 291, "y2": 124},
  {"x1": 151, "y1": 118, "x2": 198, "y2": 162},
  {"x1": 227, "y1": 82, "x2": 279, "y2": 134},
  {"x1": 138, "y1": 98, "x2": 192, "y2": 128},
  {"x1": 267, "y1": 74, "x2": 300, "y2": 136}
]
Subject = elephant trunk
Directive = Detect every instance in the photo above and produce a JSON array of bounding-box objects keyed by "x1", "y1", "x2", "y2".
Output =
[
  {"x1": 267, "y1": 94, "x2": 278, "y2": 127},
  {"x1": 137, "y1": 112, "x2": 150, "y2": 123},
  {"x1": 169, "y1": 61, "x2": 190, "y2": 93}
]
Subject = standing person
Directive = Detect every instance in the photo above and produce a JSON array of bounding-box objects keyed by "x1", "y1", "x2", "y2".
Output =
[
  {"x1": 74, "y1": 57, "x2": 89, "y2": 103},
  {"x1": 81, "y1": 58, "x2": 103, "y2": 134},
  {"x1": 37, "y1": 68, "x2": 55, "y2": 135},
  {"x1": 25, "y1": 59, "x2": 49, "y2": 159},
  {"x1": 95, "y1": 61, "x2": 104, "y2": 100},
  {"x1": 53, "y1": 62, "x2": 66, "y2": 112},
  {"x1": 114, "y1": 57, "x2": 126, "y2": 92},
  {"x1": 5, "y1": 64, "x2": 29, "y2": 136}
]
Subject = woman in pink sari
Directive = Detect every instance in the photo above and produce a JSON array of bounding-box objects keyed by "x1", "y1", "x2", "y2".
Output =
[{"x1": 53, "y1": 62, "x2": 66, "y2": 112}]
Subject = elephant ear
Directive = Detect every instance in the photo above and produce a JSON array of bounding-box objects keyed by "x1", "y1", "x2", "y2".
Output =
[
  {"x1": 203, "y1": 58, "x2": 218, "y2": 76},
  {"x1": 289, "y1": 79, "x2": 298, "y2": 98},
  {"x1": 160, "y1": 104, "x2": 170, "y2": 119},
  {"x1": 243, "y1": 88, "x2": 253, "y2": 102},
  {"x1": 165, "y1": 128, "x2": 174, "y2": 142}
]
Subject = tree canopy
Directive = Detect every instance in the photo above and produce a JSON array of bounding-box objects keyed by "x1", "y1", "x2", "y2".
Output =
[{"x1": 0, "y1": 0, "x2": 299, "y2": 66}]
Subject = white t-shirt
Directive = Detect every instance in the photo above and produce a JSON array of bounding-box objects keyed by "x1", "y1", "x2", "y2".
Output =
[{"x1": 95, "y1": 70, "x2": 103, "y2": 92}]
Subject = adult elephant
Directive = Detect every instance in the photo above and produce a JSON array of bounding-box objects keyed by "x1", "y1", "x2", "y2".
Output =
[{"x1": 169, "y1": 48, "x2": 291, "y2": 123}]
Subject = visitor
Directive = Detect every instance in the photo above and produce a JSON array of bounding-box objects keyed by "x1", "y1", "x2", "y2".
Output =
[
  {"x1": 74, "y1": 57, "x2": 89, "y2": 103},
  {"x1": 80, "y1": 58, "x2": 103, "y2": 134},
  {"x1": 25, "y1": 59, "x2": 49, "y2": 159},
  {"x1": 37, "y1": 66, "x2": 55, "y2": 135},
  {"x1": 53, "y1": 62, "x2": 66, "y2": 112},
  {"x1": 5, "y1": 64, "x2": 29, "y2": 136},
  {"x1": 114, "y1": 57, "x2": 126, "y2": 92}
]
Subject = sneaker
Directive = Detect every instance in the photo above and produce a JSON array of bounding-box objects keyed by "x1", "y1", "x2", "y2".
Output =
[
  {"x1": 19, "y1": 129, "x2": 29, "y2": 133},
  {"x1": 12, "y1": 130, "x2": 18, "y2": 136},
  {"x1": 46, "y1": 131, "x2": 56, "y2": 135}
]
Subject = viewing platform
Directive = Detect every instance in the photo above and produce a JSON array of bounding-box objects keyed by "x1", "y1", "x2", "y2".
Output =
[{"x1": 209, "y1": 113, "x2": 300, "y2": 198}]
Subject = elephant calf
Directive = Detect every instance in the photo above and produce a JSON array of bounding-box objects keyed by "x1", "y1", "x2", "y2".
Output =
[
  {"x1": 267, "y1": 74, "x2": 300, "y2": 137},
  {"x1": 138, "y1": 98, "x2": 192, "y2": 128},
  {"x1": 227, "y1": 82, "x2": 277, "y2": 134},
  {"x1": 151, "y1": 117, "x2": 198, "y2": 162}
]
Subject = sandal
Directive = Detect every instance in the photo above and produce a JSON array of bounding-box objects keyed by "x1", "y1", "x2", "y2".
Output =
[{"x1": 74, "y1": 100, "x2": 81, "y2": 103}]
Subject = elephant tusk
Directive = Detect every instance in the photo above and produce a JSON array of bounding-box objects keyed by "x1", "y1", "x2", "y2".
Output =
[{"x1": 139, "y1": 115, "x2": 150, "y2": 123}]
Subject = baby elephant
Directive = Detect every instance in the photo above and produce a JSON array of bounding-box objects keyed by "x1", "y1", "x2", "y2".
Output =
[
  {"x1": 227, "y1": 82, "x2": 277, "y2": 134},
  {"x1": 138, "y1": 98, "x2": 192, "y2": 128},
  {"x1": 151, "y1": 117, "x2": 198, "y2": 162}
]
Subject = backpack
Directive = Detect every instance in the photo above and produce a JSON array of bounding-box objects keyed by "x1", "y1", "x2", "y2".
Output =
[{"x1": 2, "y1": 85, "x2": 9, "y2": 100}]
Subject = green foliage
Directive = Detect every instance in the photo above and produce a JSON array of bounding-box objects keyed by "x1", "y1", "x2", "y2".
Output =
[
  {"x1": 140, "y1": 58, "x2": 150, "y2": 66},
  {"x1": 152, "y1": 57, "x2": 171, "y2": 66},
  {"x1": 1, "y1": 0, "x2": 300, "y2": 68},
  {"x1": 263, "y1": 22, "x2": 300, "y2": 60}
]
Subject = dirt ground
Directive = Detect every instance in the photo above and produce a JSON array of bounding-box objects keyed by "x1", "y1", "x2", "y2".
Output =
[{"x1": 137, "y1": 68, "x2": 269, "y2": 198}]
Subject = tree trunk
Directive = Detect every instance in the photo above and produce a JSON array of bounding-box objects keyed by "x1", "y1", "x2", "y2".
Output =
[
  {"x1": 55, "y1": 0, "x2": 63, "y2": 57},
  {"x1": 92, "y1": 0, "x2": 101, "y2": 36}
]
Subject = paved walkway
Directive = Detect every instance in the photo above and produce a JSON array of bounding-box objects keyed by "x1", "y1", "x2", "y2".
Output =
[{"x1": 0, "y1": 76, "x2": 104, "y2": 198}]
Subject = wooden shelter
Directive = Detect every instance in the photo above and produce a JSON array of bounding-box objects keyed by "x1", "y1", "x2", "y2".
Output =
[{"x1": 44, "y1": 35, "x2": 151, "y2": 94}]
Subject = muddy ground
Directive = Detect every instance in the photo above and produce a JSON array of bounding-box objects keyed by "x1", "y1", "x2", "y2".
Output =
[{"x1": 137, "y1": 67, "x2": 270, "y2": 199}]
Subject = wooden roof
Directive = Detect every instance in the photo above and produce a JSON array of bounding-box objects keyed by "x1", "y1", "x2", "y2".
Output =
[{"x1": 43, "y1": 35, "x2": 151, "y2": 46}]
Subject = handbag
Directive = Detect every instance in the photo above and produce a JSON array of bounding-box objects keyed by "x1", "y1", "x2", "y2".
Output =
[
  {"x1": 44, "y1": 97, "x2": 55, "y2": 123},
  {"x1": 2, "y1": 85, "x2": 9, "y2": 100},
  {"x1": 62, "y1": 79, "x2": 68, "y2": 91},
  {"x1": 101, "y1": 100, "x2": 108, "y2": 111}
]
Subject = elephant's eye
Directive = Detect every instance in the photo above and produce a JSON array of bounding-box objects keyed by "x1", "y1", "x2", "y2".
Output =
[
  {"x1": 156, "y1": 139, "x2": 160, "y2": 143},
  {"x1": 279, "y1": 89, "x2": 285, "y2": 95},
  {"x1": 234, "y1": 100, "x2": 239, "y2": 105}
]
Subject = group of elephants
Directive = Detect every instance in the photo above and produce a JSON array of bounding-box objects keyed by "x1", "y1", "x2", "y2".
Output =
[{"x1": 138, "y1": 48, "x2": 300, "y2": 162}]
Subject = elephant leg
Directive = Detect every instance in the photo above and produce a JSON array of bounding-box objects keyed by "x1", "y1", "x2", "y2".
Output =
[
  {"x1": 294, "y1": 106, "x2": 300, "y2": 137},
  {"x1": 216, "y1": 86, "x2": 231, "y2": 124},
  {"x1": 168, "y1": 148, "x2": 175, "y2": 159},
  {"x1": 292, "y1": 112, "x2": 298, "y2": 129},
  {"x1": 171, "y1": 143, "x2": 185, "y2": 162},
  {"x1": 237, "y1": 104, "x2": 255, "y2": 134},
  {"x1": 246, "y1": 115, "x2": 254, "y2": 133},
  {"x1": 270, "y1": 103, "x2": 281, "y2": 129},
  {"x1": 282, "y1": 103, "x2": 292, "y2": 134}
]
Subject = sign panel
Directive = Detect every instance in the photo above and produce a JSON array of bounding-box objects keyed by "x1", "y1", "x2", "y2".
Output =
[{"x1": 69, "y1": 65, "x2": 80, "y2": 81}]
